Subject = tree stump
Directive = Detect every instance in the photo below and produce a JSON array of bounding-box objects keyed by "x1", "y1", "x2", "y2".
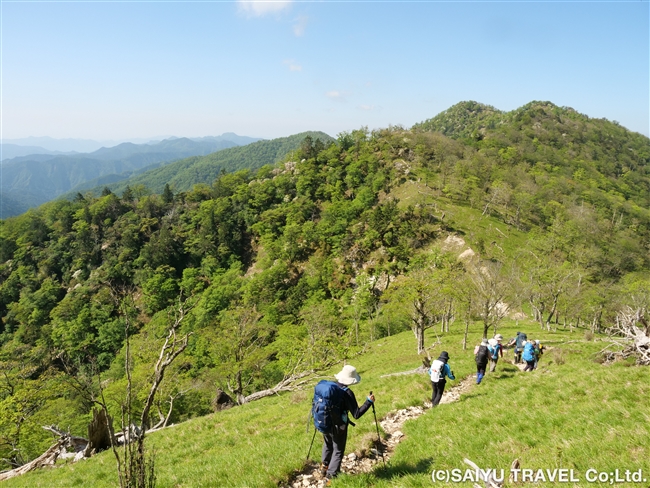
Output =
[
  {"x1": 212, "y1": 389, "x2": 235, "y2": 411},
  {"x1": 84, "y1": 408, "x2": 113, "y2": 456}
]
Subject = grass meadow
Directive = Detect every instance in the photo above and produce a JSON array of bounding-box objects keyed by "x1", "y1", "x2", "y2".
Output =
[{"x1": 4, "y1": 321, "x2": 649, "y2": 487}]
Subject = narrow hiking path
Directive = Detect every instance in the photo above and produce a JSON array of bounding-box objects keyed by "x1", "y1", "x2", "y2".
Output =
[{"x1": 281, "y1": 375, "x2": 476, "y2": 488}]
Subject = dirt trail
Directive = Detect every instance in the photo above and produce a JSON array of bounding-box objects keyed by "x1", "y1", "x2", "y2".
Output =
[{"x1": 281, "y1": 375, "x2": 475, "y2": 488}]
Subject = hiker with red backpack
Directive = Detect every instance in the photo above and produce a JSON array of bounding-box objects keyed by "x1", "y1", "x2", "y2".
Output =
[
  {"x1": 429, "y1": 351, "x2": 455, "y2": 406},
  {"x1": 311, "y1": 365, "x2": 375, "y2": 482},
  {"x1": 474, "y1": 338, "x2": 490, "y2": 384}
]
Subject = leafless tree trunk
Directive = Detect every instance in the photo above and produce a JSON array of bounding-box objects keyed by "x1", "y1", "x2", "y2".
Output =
[{"x1": 104, "y1": 286, "x2": 194, "y2": 488}]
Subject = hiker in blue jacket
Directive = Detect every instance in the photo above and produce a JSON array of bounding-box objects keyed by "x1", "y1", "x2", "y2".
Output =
[
  {"x1": 522, "y1": 340, "x2": 536, "y2": 371},
  {"x1": 320, "y1": 365, "x2": 374, "y2": 481},
  {"x1": 429, "y1": 351, "x2": 455, "y2": 406}
]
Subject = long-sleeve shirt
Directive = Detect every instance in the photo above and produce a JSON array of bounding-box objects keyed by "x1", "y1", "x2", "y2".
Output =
[
  {"x1": 337, "y1": 383, "x2": 372, "y2": 427},
  {"x1": 490, "y1": 343, "x2": 504, "y2": 359},
  {"x1": 428, "y1": 362, "x2": 455, "y2": 381},
  {"x1": 442, "y1": 363, "x2": 455, "y2": 380}
]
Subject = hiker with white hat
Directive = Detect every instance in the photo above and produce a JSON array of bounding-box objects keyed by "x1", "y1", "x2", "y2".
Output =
[
  {"x1": 488, "y1": 334, "x2": 504, "y2": 372},
  {"x1": 318, "y1": 365, "x2": 374, "y2": 481}
]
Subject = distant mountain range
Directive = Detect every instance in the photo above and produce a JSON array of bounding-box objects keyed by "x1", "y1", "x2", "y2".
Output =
[
  {"x1": 0, "y1": 144, "x2": 76, "y2": 160},
  {"x1": 2, "y1": 136, "x2": 169, "y2": 154},
  {"x1": 1, "y1": 133, "x2": 262, "y2": 159},
  {"x1": 63, "y1": 131, "x2": 335, "y2": 200},
  {"x1": 0, "y1": 134, "x2": 263, "y2": 218}
]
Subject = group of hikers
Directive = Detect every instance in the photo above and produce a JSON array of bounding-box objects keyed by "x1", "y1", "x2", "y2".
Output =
[
  {"x1": 472, "y1": 331, "x2": 545, "y2": 384},
  {"x1": 310, "y1": 332, "x2": 545, "y2": 484}
]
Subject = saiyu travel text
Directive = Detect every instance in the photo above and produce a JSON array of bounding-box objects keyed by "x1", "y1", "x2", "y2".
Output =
[{"x1": 431, "y1": 468, "x2": 646, "y2": 484}]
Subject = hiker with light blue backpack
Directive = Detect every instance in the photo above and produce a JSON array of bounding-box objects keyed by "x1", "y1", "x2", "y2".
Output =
[{"x1": 522, "y1": 340, "x2": 536, "y2": 371}]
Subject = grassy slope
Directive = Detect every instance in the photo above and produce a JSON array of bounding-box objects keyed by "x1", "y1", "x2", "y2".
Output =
[
  {"x1": 5, "y1": 322, "x2": 649, "y2": 488},
  {"x1": 390, "y1": 179, "x2": 530, "y2": 257}
]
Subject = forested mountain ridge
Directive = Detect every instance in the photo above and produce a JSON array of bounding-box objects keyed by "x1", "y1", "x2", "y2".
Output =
[
  {"x1": 412, "y1": 100, "x2": 650, "y2": 279},
  {"x1": 73, "y1": 131, "x2": 335, "y2": 198},
  {"x1": 0, "y1": 135, "x2": 260, "y2": 218},
  {"x1": 415, "y1": 100, "x2": 650, "y2": 204},
  {"x1": 0, "y1": 102, "x2": 648, "y2": 472}
]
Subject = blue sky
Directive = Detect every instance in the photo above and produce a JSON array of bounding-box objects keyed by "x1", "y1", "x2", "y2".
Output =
[{"x1": 2, "y1": 0, "x2": 649, "y2": 141}]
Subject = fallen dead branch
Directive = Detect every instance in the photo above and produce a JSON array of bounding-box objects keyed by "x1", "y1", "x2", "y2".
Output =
[
  {"x1": 243, "y1": 370, "x2": 314, "y2": 403},
  {"x1": 0, "y1": 424, "x2": 89, "y2": 482},
  {"x1": 602, "y1": 307, "x2": 650, "y2": 365},
  {"x1": 0, "y1": 440, "x2": 65, "y2": 482},
  {"x1": 380, "y1": 365, "x2": 428, "y2": 378}
]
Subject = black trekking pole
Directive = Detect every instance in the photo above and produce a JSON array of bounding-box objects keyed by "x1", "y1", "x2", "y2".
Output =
[
  {"x1": 306, "y1": 427, "x2": 317, "y2": 463},
  {"x1": 369, "y1": 391, "x2": 385, "y2": 467}
]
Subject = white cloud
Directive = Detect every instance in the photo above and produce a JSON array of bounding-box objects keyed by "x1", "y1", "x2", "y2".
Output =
[
  {"x1": 237, "y1": 0, "x2": 293, "y2": 17},
  {"x1": 326, "y1": 90, "x2": 346, "y2": 101},
  {"x1": 293, "y1": 15, "x2": 308, "y2": 36},
  {"x1": 283, "y1": 60, "x2": 302, "y2": 72},
  {"x1": 357, "y1": 104, "x2": 375, "y2": 111}
]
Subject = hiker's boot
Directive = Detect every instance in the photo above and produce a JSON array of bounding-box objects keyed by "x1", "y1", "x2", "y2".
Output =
[{"x1": 319, "y1": 464, "x2": 328, "y2": 478}]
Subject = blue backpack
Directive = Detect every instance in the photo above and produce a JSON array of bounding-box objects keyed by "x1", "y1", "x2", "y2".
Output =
[{"x1": 312, "y1": 380, "x2": 347, "y2": 433}]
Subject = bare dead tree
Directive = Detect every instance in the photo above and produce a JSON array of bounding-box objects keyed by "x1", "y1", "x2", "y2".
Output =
[
  {"x1": 468, "y1": 259, "x2": 511, "y2": 339},
  {"x1": 602, "y1": 306, "x2": 650, "y2": 365},
  {"x1": 140, "y1": 299, "x2": 193, "y2": 431},
  {"x1": 104, "y1": 286, "x2": 195, "y2": 488}
]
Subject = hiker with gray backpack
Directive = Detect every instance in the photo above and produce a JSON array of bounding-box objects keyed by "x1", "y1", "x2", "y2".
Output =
[
  {"x1": 474, "y1": 338, "x2": 490, "y2": 384},
  {"x1": 429, "y1": 351, "x2": 455, "y2": 406},
  {"x1": 310, "y1": 365, "x2": 375, "y2": 482}
]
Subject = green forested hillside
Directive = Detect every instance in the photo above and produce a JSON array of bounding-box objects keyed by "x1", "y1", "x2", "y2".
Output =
[
  {"x1": 74, "y1": 131, "x2": 334, "y2": 199},
  {"x1": 0, "y1": 102, "x2": 648, "y2": 482}
]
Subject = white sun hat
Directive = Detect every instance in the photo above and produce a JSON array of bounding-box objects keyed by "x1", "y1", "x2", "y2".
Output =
[{"x1": 335, "y1": 365, "x2": 361, "y2": 386}]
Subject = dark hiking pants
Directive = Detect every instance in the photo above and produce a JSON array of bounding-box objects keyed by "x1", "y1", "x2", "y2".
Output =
[
  {"x1": 431, "y1": 379, "x2": 447, "y2": 406},
  {"x1": 322, "y1": 427, "x2": 348, "y2": 478},
  {"x1": 524, "y1": 360, "x2": 535, "y2": 371},
  {"x1": 476, "y1": 363, "x2": 487, "y2": 384}
]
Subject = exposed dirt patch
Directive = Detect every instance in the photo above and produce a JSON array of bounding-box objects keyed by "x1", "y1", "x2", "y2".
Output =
[
  {"x1": 441, "y1": 234, "x2": 466, "y2": 251},
  {"x1": 281, "y1": 376, "x2": 475, "y2": 488}
]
